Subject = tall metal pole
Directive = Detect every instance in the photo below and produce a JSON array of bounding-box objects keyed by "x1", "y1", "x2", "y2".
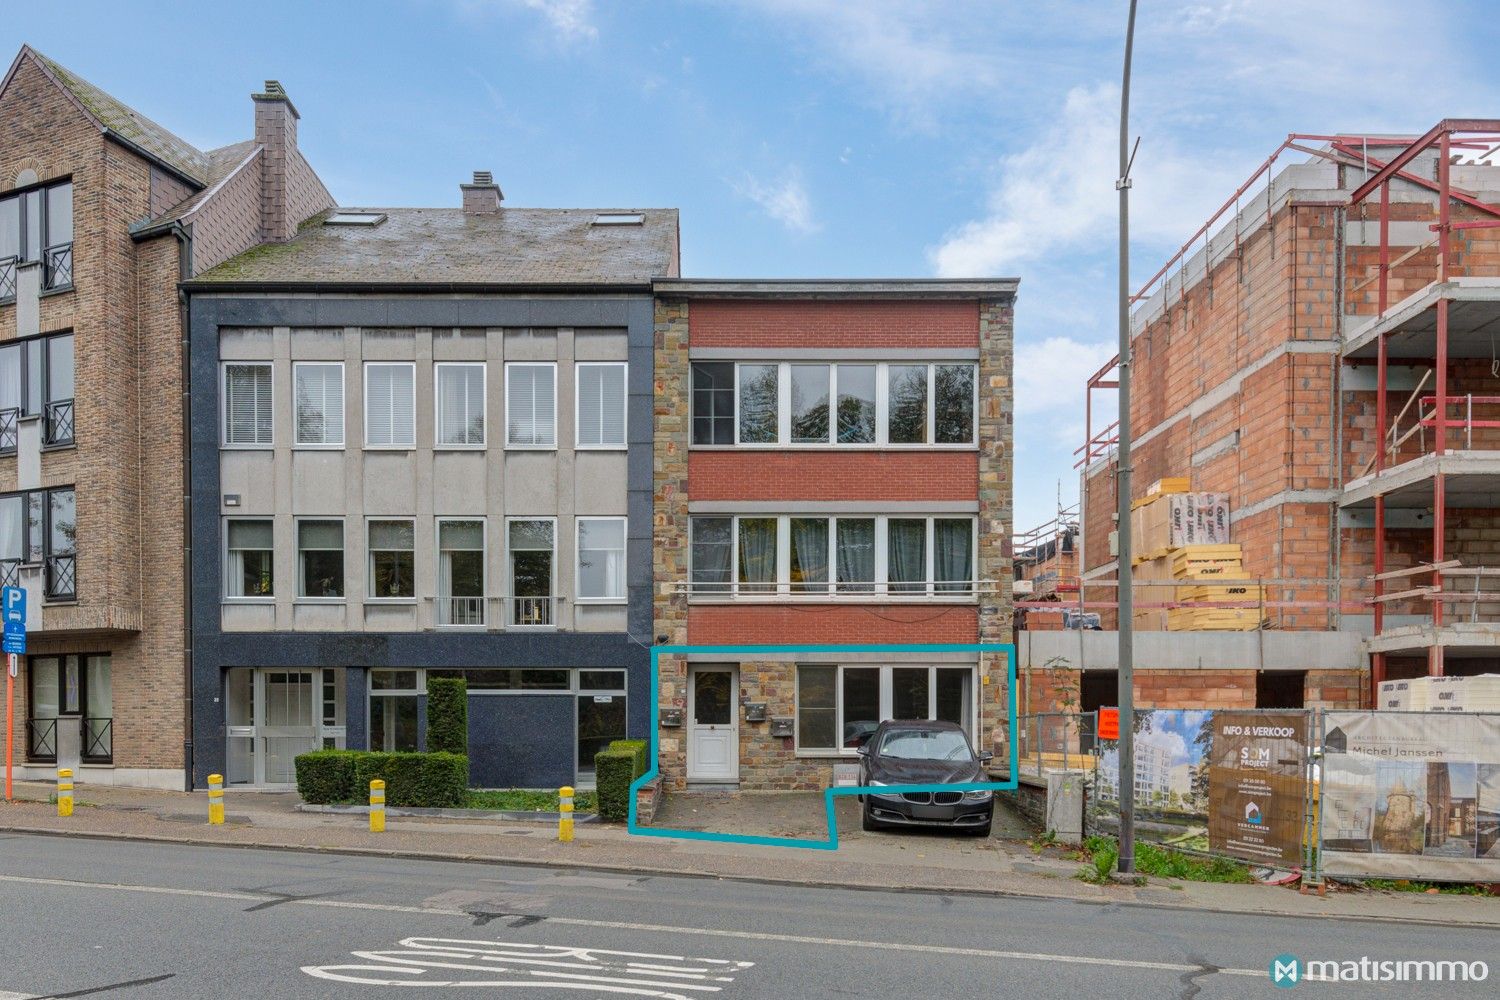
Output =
[{"x1": 1115, "y1": 0, "x2": 1139, "y2": 876}]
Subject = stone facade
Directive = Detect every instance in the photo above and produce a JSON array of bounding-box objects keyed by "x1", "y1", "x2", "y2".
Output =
[{"x1": 652, "y1": 296, "x2": 691, "y2": 789}]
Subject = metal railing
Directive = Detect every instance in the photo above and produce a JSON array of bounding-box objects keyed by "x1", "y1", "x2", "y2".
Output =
[
  {"x1": 1016, "y1": 711, "x2": 1101, "y2": 778},
  {"x1": 437, "y1": 595, "x2": 486, "y2": 627},
  {"x1": 28, "y1": 718, "x2": 57, "y2": 761},
  {"x1": 0, "y1": 559, "x2": 18, "y2": 589},
  {"x1": 675, "y1": 580, "x2": 1000, "y2": 599},
  {"x1": 508, "y1": 595, "x2": 558, "y2": 627},
  {"x1": 0, "y1": 255, "x2": 15, "y2": 299},
  {"x1": 43, "y1": 398, "x2": 74, "y2": 447},
  {"x1": 45, "y1": 554, "x2": 76, "y2": 601},
  {"x1": 42, "y1": 242, "x2": 72, "y2": 291},
  {"x1": 0, "y1": 406, "x2": 17, "y2": 453},
  {"x1": 83, "y1": 717, "x2": 112, "y2": 762}
]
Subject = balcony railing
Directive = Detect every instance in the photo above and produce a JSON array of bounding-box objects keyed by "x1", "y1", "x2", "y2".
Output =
[
  {"x1": 83, "y1": 717, "x2": 113, "y2": 763},
  {"x1": 436, "y1": 595, "x2": 486, "y2": 627},
  {"x1": 28, "y1": 718, "x2": 57, "y2": 761},
  {"x1": 43, "y1": 398, "x2": 74, "y2": 447},
  {"x1": 0, "y1": 255, "x2": 15, "y2": 300},
  {"x1": 46, "y1": 554, "x2": 76, "y2": 601},
  {"x1": 508, "y1": 595, "x2": 558, "y2": 628},
  {"x1": 42, "y1": 242, "x2": 72, "y2": 291},
  {"x1": 0, "y1": 559, "x2": 18, "y2": 590},
  {"x1": 678, "y1": 580, "x2": 997, "y2": 599}
]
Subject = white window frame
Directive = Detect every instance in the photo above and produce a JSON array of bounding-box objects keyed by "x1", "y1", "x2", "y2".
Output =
[
  {"x1": 436, "y1": 516, "x2": 488, "y2": 627},
  {"x1": 222, "y1": 516, "x2": 274, "y2": 603},
  {"x1": 433, "y1": 361, "x2": 487, "y2": 450},
  {"x1": 294, "y1": 516, "x2": 346, "y2": 603},
  {"x1": 793, "y1": 664, "x2": 979, "y2": 757},
  {"x1": 575, "y1": 515, "x2": 627, "y2": 604},
  {"x1": 363, "y1": 361, "x2": 417, "y2": 450},
  {"x1": 292, "y1": 361, "x2": 345, "y2": 448},
  {"x1": 688, "y1": 514, "x2": 978, "y2": 599},
  {"x1": 715, "y1": 362, "x2": 978, "y2": 449},
  {"x1": 221, "y1": 361, "x2": 274, "y2": 448},
  {"x1": 504, "y1": 361, "x2": 558, "y2": 450},
  {"x1": 366, "y1": 517, "x2": 417, "y2": 604},
  {"x1": 575, "y1": 361, "x2": 628, "y2": 451}
]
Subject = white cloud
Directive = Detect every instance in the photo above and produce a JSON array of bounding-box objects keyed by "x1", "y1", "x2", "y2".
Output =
[
  {"x1": 463, "y1": 0, "x2": 598, "y2": 42},
  {"x1": 1015, "y1": 336, "x2": 1114, "y2": 421},
  {"x1": 734, "y1": 170, "x2": 818, "y2": 234}
]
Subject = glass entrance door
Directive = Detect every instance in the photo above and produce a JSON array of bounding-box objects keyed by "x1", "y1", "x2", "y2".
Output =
[{"x1": 226, "y1": 668, "x2": 343, "y2": 786}]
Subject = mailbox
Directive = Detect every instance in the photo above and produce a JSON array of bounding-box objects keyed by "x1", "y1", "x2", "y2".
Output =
[
  {"x1": 744, "y1": 702, "x2": 767, "y2": 722},
  {"x1": 769, "y1": 717, "x2": 794, "y2": 738},
  {"x1": 659, "y1": 707, "x2": 684, "y2": 728}
]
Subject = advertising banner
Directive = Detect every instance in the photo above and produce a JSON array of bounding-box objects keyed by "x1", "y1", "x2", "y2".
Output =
[
  {"x1": 1207, "y1": 711, "x2": 1308, "y2": 866},
  {"x1": 1321, "y1": 711, "x2": 1500, "y2": 882},
  {"x1": 1093, "y1": 709, "x2": 1213, "y2": 850}
]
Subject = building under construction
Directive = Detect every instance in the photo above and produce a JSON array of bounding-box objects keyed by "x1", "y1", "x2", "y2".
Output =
[{"x1": 1024, "y1": 121, "x2": 1500, "y2": 716}]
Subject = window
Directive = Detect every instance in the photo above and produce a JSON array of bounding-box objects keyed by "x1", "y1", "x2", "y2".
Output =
[
  {"x1": 225, "y1": 519, "x2": 273, "y2": 598},
  {"x1": 691, "y1": 362, "x2": 735, "y2": 444},
  {"x1": 576, "y1": 362, "x2": 626, "y2": 449},
  {"x1": 836, "y1": 364, "x2": 877, "y2": 443},
  {"x1": 369, "y1": 669, "x2": 420, "y2": 752},
  {"x1": 577, "y1": 516, "x2": 626, "y2": 601},
  {"x1": 437, "y1": 519, "x2": 485, "y2": 625},
  {"x1": 1, "y1": 179, "x2": 71, "y2": 296},
  {"x1": 27, "y1": 653, "x2": 110, "y2": 763},
  {"x1": 224, "y1": 362, "x2": 273, "y2": 446},
  {"x1": 0, "y1": 486, "x2": 81, "y2": 601},
  {"x1": 887, "y1": 365, "x2": 927, "y2": 444},
  {"x1": 365, "y1": 363, "x2": 415, "y2": 447},
  {"x1": 687, "y1": 514, "x2": 975, "y2": 597},
  {"x1": 435, "y1": 363, "x2": 485, "y2": 447},
  {"x1": 737, "y1": 364, "x2": 778, "y2": 443},
  {"x1": 506, "y1": 362, "x2": 556, "y2": 447},
  {"x1": 790, "y1": 364, "x2": 830, "y2": 443},
  {"x1": 297, "y1": 519, "x2": 344, "y2": 598},
  {"x1": 935, "y1": 364, "x2": 976, "y2": 444},
  {"x1": 508, "y1": 519, "x2": 554, "y2": 626},
  {"x1": 592, "y1": 213, "x2": 645, "y2": 226},
  {"x1": 796, "y1": 665, "x2": 975, "y2": 753},
  {"x1": 367, "y1": 520, "x2": 414, "y2": 599},
  {"x1": 429, "y1": 668, "x2": 571, "y2": 690},
  {"x1": 293, "y1": 362, "x2": 344, "y2": 446},
  {"x1": 0, "y1": 332, "x2": 74, "y2": 449},
  {"x1": 325, "y1": 212, "x2": 387, "y2": 226}
]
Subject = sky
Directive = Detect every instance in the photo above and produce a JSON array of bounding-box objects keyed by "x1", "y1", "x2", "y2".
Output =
[{"x1": 8, "y1": 1, "x2": 1500, "y2": 531}]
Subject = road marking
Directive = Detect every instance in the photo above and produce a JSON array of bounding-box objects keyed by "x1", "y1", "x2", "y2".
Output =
[{"x1": 0, "y1": 873, "x2": 1268, "y2": 979}]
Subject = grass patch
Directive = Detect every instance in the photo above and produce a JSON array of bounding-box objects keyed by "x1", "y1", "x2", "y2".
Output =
[
  {"x1": 464, "y1": 789, "x2": 597, "y2": 813},
  {"x1": 1360, "y1": 878, "x2": 1495, "y2": 897},
  {"x1": 1078, "y1": 834, "x2": 1254, "y2": 885}
]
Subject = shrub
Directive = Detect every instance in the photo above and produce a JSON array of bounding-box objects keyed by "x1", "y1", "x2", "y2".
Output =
[
  {"x1": 345, "y1": 750, "x2": 469, "y2": 809},
  {"x1": 594, "y1": 749, "x2": 637, "y2": 822},
  {"x1": 608, "y1": 739, "x2": 649, "y2": 779},
  {"x1": 295, "y1": 750, "x2": 359, "y2": 804},
  {"x1": 426, "y1": 676, "x2": 469, "y2": 755}
]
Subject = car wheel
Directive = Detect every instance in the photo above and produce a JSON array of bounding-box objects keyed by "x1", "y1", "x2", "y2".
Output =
[{"x1": 862, "y1": 801, "x2": 881, "y2": 832}]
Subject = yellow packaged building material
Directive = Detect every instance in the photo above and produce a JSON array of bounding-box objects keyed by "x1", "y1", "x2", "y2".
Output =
[
  {"x1": 1146, "y1": 477, "x2": 1191, "y2": 498},
  {"x1": 1129, "y1": 493, "x2": 1232, "y2": 558}
]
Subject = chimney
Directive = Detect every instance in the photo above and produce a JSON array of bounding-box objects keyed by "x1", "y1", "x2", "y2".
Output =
[
  {"x1": 253, "y1": 80, "x2": 300, "y2": 242},
  {"x1": 461, "y1": 170, "x2": 503, "y2": 214}
]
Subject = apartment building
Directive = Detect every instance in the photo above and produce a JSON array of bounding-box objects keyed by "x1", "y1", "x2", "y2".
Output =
[
  {"x1": 1061, "y1": 124, "x2": 1500, "y2": 714},
  {"x1": 0, "y1": 46, "x2": 331, "y2": 788},
  {"x1": 183, "y1": 174, "x2": 676, "y2": 788},
  {"x1": 652, "y1": 280, "x2": 1015, "y2": 790}
]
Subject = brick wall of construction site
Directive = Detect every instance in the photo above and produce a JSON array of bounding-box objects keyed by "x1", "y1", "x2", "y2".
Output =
[
  {"x1": 1342, "y1": 360, "x2": 1500, "y2": 476},
  {"x1": 1345, "y1": 199, "x2": 1500, "y2": 317},
  {"x1": 1079, "y1": 460, "x2": 1119, "y2": 628},
  {"x1": 1339, "y1": 509, "x2": 1500, "y2": 621},
  {"x1": 1023, "y1": 667, "x2": 1362, "y2": 712}
]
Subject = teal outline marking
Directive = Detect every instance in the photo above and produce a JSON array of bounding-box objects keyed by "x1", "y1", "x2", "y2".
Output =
[{"x1": 627, "y1": 642, "x2": 1018, "y2": 850}]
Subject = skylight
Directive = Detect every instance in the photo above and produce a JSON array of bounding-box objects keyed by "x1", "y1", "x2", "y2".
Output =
[
  {"x1": 592, "y1": 213, "x2": 645, "y2": 226},
  {"x1": 325, "y1": 212, "x2": 387, "y2": 227}
]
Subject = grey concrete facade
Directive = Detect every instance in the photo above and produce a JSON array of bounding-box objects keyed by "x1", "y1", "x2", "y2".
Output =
[{"x1": 186, "y1": 294, "x2": 654, "y2": 788}]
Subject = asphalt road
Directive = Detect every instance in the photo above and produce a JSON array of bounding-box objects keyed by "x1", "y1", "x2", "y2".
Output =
[{"x1": 0, "y1": 834, "x2": 1493, "y2": 999}]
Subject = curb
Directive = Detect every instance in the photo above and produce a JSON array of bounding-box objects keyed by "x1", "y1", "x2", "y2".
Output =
[
  {"x1": 3, "y1": 823, "x2": 1497, "y2": 930},
  {"x1": 297, "y1": 804, "x2": 599, "y2": 823}
]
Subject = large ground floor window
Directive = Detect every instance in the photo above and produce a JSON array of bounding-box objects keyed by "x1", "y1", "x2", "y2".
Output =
[
  {"x1": 27, "y1": 653, "x2": 111, "y2": 763},
  {"x1": 796, "y1": 664, "x2": 974, "y2": 754}
]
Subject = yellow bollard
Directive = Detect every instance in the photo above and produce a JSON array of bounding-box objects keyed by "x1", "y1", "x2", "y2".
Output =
[
  {"x1": 558, "y1": 785, "x2": 574, "y2": 843},
  {"x1": 369, "y1": 779, "x2": 386, "y2": 832},
  {"x1": 207, "y1": 773, "x2": 224, "y2": 825},
  {"x1": 57, "y1": 768, "x2": 73, "y2": 818}
]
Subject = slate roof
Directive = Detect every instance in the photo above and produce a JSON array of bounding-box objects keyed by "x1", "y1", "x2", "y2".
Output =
[
  {"x1": 138, "y1": 140, "x2": 260, "y2": 233},
  {"x1": 189, "y1": 207, "x2": 681, "y2": 287}
]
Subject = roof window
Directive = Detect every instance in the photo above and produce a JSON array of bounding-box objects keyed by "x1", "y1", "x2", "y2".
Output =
[
  {"x1": 325, "y1": 212, "x2": 387, "y2": 227},
  {"x1": 592, "y1": 213, "x2": 644, "y2": 226}
]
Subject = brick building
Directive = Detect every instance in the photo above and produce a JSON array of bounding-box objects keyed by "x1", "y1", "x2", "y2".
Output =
[
  {"x1": 652, "y1": 280, "x2": 1015, "y2": 790},
  {"x1": 1065, "y1": 126, "x2": 1500, "y2": 716},
  {"x1": 0, "y1": 45, "x2": 331, "y2": 788}
]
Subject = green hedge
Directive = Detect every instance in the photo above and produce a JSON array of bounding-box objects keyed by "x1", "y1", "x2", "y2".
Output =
[
  {"x1": 608, "y1": 739, "x2": 649, "y2": 780},
  {"x1": 595, "y1": 749, "x2": 637, "y2": 822},
  {"x1": 426, "y1": 676, "x2": 468, "y2": 755},
  {"x1": 295, "y1": 750, "x2": 469, "y2": 808}
]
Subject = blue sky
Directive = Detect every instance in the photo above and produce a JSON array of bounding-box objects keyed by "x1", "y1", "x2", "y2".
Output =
[{"x1": 8, "y1": 1, "x2": 1500, "y2": 530}]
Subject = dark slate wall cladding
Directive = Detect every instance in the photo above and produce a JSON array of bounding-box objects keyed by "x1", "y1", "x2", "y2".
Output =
[
  {"x1": 187, "y1": 294, "x2": 656, "y2": 787},
  {"x1": 467, "y1": 695, "x2": 577, "y2": 789}
]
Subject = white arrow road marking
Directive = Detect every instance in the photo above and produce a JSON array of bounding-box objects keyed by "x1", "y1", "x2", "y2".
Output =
[
  {"x1": 0, "y1": 873, "x2": 1269, "y2": 979},
  {"x1": 302, "y1": 937, "x2": 755, "y2": 996}
]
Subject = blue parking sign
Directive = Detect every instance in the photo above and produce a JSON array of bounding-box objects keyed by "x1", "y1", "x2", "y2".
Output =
[{"x1": 2, "y1": 586, "x2": 23, "y2": 625}]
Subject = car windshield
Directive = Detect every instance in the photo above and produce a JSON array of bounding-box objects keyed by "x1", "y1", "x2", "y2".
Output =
[{"x1": 878, "y1": 728, "x2": 973, "y2": 761}]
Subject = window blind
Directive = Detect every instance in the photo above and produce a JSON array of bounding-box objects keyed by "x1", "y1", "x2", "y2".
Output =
[
  {"x1": 437, "y1": 364, "x2": 485, "y2": 445},
  {"x1": 294, "y1": 363, "x2": 344, "y2": 445},
  {"x1": 366, "y1": 363, "x2": 414, "y2": 447},
  {"x1": 507, "y1": 364, "x2": 556, "y2": 446},
  {"x1": 577, "y1": 363, "x2": 626, "y2": 447},
  {"x1": 225, "y1": 364, "x2": 272, "y2": 445}
]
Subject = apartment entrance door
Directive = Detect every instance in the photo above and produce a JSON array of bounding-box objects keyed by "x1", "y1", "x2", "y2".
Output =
[
  {"x1": 226, "y1": 668, "x2": 344, "y2": 786},
  {"x1": 687, "y1": 665, "x2": 738, "y2": 784}
]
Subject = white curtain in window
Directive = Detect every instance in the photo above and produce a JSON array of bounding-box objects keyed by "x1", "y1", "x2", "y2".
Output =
[
  {"x1": 0, "y1": 494, "x2": 21, "y2": 561},
  {"x1": 85, "y1": 655, "x2": 111, "y2": 718},
  {"x1": 366, "y1": 364, "x2": 414, "y2": 446},
  {"x1": 578, "y1": 518, "x2": 625, "y2": 599},
  {"x1": 0, "y1": 345, "x2": 20, "y2": 413},
  {"x1": 437, "y1": 364, "x2": 485, "y2": 445},
  {"x1": 225, "y1": 364, "x2": 272, "y2": 445},
  {"x1": 507, "y1": 365, "x2": 556, "y2": 446},
  {"x1": 577, "y1": 363, "x2": 626, "y2": 447}
]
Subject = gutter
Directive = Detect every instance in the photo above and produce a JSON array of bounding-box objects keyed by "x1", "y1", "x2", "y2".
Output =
[
  {"x1": 178, "y1": 280, "x2": 657, "y2": 296},
  {"x1": 170, "y1": 222, "x2": 195, "y2": 791}
]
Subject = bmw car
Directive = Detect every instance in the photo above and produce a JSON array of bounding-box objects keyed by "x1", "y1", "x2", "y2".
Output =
[{"x1": 857, "y1": 720, "x2": 994, "y2": 836}]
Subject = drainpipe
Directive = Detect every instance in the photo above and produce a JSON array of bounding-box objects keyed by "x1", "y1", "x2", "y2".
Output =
[{"x1": 172, "y1": 223, "x2": 195, "y2": 791}]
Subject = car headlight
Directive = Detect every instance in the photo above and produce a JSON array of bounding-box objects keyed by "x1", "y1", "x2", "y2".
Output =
[
  {"x1": 962, "y1": 789, "x2": 992, "y2": 802},
  {"x1": 866, "y1": 780, "x2": 901, "y2": 799}
]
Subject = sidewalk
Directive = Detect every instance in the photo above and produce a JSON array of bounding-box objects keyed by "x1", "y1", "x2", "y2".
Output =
[{"x1": 2, "y1": 780, "x2": 1497, "y2": 927}]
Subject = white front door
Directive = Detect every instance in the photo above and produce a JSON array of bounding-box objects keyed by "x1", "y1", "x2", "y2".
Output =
[
  {"x1": 226, "y1": 668, "x2": 342, "y2": 786},
  {"x1": 688, "y1": 666, "x2": 738, "y2": 783}
]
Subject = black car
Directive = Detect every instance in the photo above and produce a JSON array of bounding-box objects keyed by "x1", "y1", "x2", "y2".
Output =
[{"x1": 857, "y1": 720, "x2": 994, "y2": 836}]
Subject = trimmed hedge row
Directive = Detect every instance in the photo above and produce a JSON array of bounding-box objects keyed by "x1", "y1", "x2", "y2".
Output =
[
  {"x1": 295, "y1": 750, "x2": 469, "y2": 808},
  {"x1": 426, "y1": 676, "x2": 468, "y2": 755},
  {"x1": 595, "y1": 738, "x2": 652, "y2": 822}
]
